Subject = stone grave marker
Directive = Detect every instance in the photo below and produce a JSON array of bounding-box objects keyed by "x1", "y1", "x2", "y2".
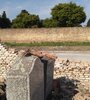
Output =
[
  {"x1": 6, "y1": 56, "x2": 44, "y2": 100},
  {"x1": 0, "y1": 43, "x2": 55, "y2": 100}
]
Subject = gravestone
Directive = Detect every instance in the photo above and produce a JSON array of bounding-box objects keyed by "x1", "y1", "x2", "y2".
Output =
[
  {"x1": 6, "y1": 56, "x2": 44, "y2": 100},
  {"x1": 6, "y1": 55, "x2": 55, "y2": 100},
  {"x1": 0, "y1": 43, "x2": 55, "y2": 100},
  {"x1": 41, "y1": 57, "x2": 54, "y2": 100}
]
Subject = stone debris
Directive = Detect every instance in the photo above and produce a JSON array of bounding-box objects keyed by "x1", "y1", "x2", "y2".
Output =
[
  {"x1": 0, "y1": 43, "x2": 56, "y2": 100},
  {"x1": 54, "y1": 57, "x2": 90, "y2": 81},
  {"x1": 53, "y1": 57, "x2": 90, "y2": 100},
  {"x1": 25, "y1": 49, "x2": 57, "y2": 60},
  {"x1": 0, "y1": 43, "x2": 57, "y2": 82},
  {"x1": 0, "y1": 43, "x2": 90, "y2": 100},
  {"x1": 0, "y1": 44, "x2": 18, "y2": 80}
]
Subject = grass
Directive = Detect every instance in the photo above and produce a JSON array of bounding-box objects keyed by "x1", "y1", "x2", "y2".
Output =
[{"x1": 4, "y1": 41, "x2": 90, "y2": 47}]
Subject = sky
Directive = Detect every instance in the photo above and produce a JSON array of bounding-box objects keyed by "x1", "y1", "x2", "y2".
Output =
[{"x1": 0, "y1": 0, "x2": 90, "y2": 25}]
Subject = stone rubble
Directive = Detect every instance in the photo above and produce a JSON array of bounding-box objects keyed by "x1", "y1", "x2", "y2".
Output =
[
  {"x1": 0, "y1": 44, "x2": 19, "y2": 81},
  {"x1": 53, "y1": 57, "x2": 90, "y2": 100},
  {"x1": 54, "y1": 57, "x2": 90, "y2": 89},
  {"x1": 0, "y1": 44, "x2": 57, "y2": 82},
  {"x1": 0, "y1": 43, "x2": 90, "y2": 100}
]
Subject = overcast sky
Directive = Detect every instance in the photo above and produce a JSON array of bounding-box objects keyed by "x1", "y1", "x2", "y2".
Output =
[{"x1": 0, "y1": 0, "x2": 90, "y2": 25}]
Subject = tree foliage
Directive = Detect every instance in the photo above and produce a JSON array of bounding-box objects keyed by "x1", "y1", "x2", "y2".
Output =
[
  {"x1": 51, "y1": 2, "x2": 86, "y2": 27},
  {"x1": 0, "y1": 11, "x2": 11, "y2": 28},
  {"x1": 12, "y1": 10, "x2": 41, "y2": 28},
  {"x1": 87, "y1": 19, "x2": 90, "y2": 27},
  {"x1": 0, "y1": 2, "x2": 88, "y2": 28},
  {"x1": 42, "y1": 18, "x2": 59, "y2": 28}
]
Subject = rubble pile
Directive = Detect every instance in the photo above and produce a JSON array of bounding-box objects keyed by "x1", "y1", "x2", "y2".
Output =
[
  {"x1": 0, "y1": 44, "x2": 18, "y2": 80},
  {"x1": 54, "y1": 58, "x2": 90, "y2": 87},
  {"x1": 0, "y1": 43, "x2": 90, "y2": 100},
  {"x1": 53, "y1": 57, "x2": 90, "y2": 100}
]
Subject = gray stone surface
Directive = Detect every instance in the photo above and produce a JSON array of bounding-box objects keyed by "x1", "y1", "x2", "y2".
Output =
[
  {"x1": 6, "y1": 55, "x2": 54, "y2": 100},
  {"x1": 46, "y1": 58, "x2": 54, "y2": 98},
  {"x1": 0, "y1": 41, "x2": 55, "y2": 100},
  {"x1": 6, "y1": 56, "x2": 44, "y2": 100},
  {"x1": 41, "y1": 57, "x2": 55, "y2": 100},
  {"x1": 30, "y1": 57, "x2": 44, "y2": 100}
]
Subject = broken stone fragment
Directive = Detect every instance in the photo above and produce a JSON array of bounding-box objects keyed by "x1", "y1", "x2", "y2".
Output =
[{"x1": 24, "y1": 49, "x2": 57, "y2": 60}]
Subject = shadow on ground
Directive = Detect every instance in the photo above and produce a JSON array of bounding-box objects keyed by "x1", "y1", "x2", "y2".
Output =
[
  {"x1": 0, "y1": 77, "x2": 79, "y2": 100},
  {"x1": 0, "y1": 82, "x2": 6, "y2": 100},
  {"x1": 51, "y1": 77, "x2": 79, "y2": 100}
]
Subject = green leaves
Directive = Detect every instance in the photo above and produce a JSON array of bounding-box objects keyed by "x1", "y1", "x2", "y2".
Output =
[
  {"x1": 42, "y1": 18, "x2": 59, "y2": 28},
  {"x1": 87, "y1": 19, "x2": 90, "y2": 27},
  {"x1": 0, "y1": 11, "x2": 11, "y2": 28},
  {"x1": 51, "y1": 2, "x2": 86, "y2": 27},
  {"x1": 12, "y1": 10, "x2": 41, "y2": 28},
  {"x1": 0, "y1": 2, "x2": 87, "y2": 28}
]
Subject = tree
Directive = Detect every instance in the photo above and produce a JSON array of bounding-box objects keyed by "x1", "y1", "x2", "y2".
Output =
[
  {"x1": 51, "y1": 2, "x2": 86, "y2": 27},
  {"x1": 87, "y1": 19, "x2": 90, "y2": 27},
  {"x1": 12, "y1": 10, "x2": 41, "y2": 28},
  {"x1": 42, "y1": 18, "x2": 59, "y2": 28},
  {"x1": 0, "y1": 11, "x2": 11, "y2": 28}
]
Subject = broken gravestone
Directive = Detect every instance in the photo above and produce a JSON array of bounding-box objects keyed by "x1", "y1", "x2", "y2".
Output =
[
  {"x1": 6, "y1": 55, "x2": 55, "y2": 100},
  {"x1": 0, "y1": 43, "x2": 55, "y2": 100}
]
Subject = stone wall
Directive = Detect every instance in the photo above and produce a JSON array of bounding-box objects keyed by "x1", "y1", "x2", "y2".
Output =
[
  {"x1": 54, "y1": 58, "x2": 90, "y2": 92},
  {"x1": 0, "y1": 28, "x2": 90, "y2": 43}
]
